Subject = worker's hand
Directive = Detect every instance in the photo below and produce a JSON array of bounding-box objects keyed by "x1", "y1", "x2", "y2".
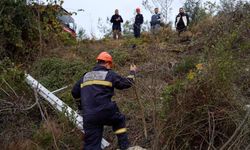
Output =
[{"x1": 130, "y1": 64, "x2": 137, "y2": 72}]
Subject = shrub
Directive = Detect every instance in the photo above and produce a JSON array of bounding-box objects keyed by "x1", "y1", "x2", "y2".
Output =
[
  {"x1": 108, "y1": 49, "x2": 130, "y2": 66},
  {"x1": 160, "y1": 3, "x2": 250, "y2": 149},
  {"x1": 0, "y1": 0, "x2": 40, "y2": 61},
  {"x1": 31, "y1": 58, "x2": 90, "y2": 90},
  {"x1": 0, "y1": 0, "x2": 77, "y2": 62},
  {"x1": 173, "y1": 56, "x2": 199, "y2": 76}
]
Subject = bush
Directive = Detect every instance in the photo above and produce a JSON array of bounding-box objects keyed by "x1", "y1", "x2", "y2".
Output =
[
  {"x1": 0, "y1": 57, "x2": 82, "y2": 149},
  {"x1": 31, "y1": 58, "x2": 90, "y2": 91},
  {"x1": 0, "y1": 0, "x2": 77, "y2": 62},
  {"x1": 160, "y1": 3, "x2": 250, "y2": 149},
  {"x1": 162, "y1": 59, "x2": 249, "y2": 149},
  {"x1": 0, "y1": 0, "x2": 40, "y2": 61},
  {"x1": 173, "y1": 56, "x2": 199, "y2": 76},
  {"x1": 108, "y1": 49, "x2": 130, "y2": 66},
  {"x1": 0, "y1": 57, "x2": 27, "y2": 96},
  {"x1": 122, "y1": 37, "x2": 146, "y2": 48}
]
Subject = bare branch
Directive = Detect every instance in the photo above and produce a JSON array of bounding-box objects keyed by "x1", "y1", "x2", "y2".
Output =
[
  {"x1": 0, "y1": 87, "x2": 10, "y2": 96},
  {"x1": 0, "y1": 99, "x2": 14, "y2": 106},
  {"x1": 220, "y1": 110, "x2": 250, "y2": 150},
  {"x1": 21, "y1": 102, "x2": 38, "y2": 111},
  {"x1": 133, "y1": 81, "x2": 148, "y2": 140},
  {"x1": 2, "y1": 78, "x2": 18, "y2": 97}
]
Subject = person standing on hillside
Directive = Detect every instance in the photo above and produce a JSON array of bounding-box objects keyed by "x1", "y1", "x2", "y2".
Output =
[
  {"x1": 110, "y1": 9, "x2": 123, "y2": 40},
  {"x1": 133, "y1": 8, "x2": 144, "y2": 38},
  {"x1": 150, "y1": 8, "x2": 164, "y2": 33},
  {"x1": 71, "y1": 51, "x2": 137, "y2": 150},
  {"x1": 175, "y1": 8, "x2": 190, "y2": 36}
]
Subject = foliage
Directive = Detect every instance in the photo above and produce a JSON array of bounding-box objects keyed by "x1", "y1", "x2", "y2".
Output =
[
  {"x1": 33, "y1": 127, "x2": 54, "y2": 149},
  {"x1": 123, "y1": 20, "x2": 134, "y2": 38},
  {"x1": 97, "y1": 17, "x2": 112, "y2": 38},
  {"x1": 1, "y1": 1, "x2": 250, "y2": 149},
  {"x1": 0, "y1": 57, "x2": 82, "y2": 149},
  {"x1": 0, "y1": 58, "x2": 39, "y2": 149},
  {"x1": 31, "y1": 58, "x2": 90, "y2": 91},
  {"x1": 122, "y1": 37, "x2": 146, "y2": 47},
  {"x1": 219, "y1": 0, "x2": 238, "y2": 13},
  {"x1": 173, "y1": 56, "x2": 198, "y2": 76},
  {"x1": 161, "y1": 2, "x2": 250, "y2": 149},
  {"x1": 109, "y1": 49, "x2": 130, "y2": 66},
  {"x1": 78, "y1": 27, "x2": 88, "y2": 40},
  {"x1": 0, "y1": 58, "x2": 27, "y2": 96},
  {"x1": 184, "y1": 0, "x2": 208, "y2": 26},
  {"x1": 0, "y1": 0, "x2": 40, "y2": 61},
  {"x1": 203, "y1": 1, "x2": 218, "y2": 16},
  {"x1": 142, "y1": 0, "x2": 173, "y2": 23},
  {"x1": 0, "y1": 0, "x2": 77, "y2": 62},
  {"x1": 33, "y1": 119, "x2": 82, "y2": 149}
]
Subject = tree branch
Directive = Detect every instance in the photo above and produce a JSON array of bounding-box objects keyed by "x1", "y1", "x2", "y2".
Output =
[{"x1": 220, "y1": 110, "x2": 250, "y2": 150}]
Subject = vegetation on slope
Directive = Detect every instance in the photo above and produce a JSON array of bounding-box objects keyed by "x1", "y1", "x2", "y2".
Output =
[{"x1": 0, "y1": 0, "x2": 250, "y2": 149}]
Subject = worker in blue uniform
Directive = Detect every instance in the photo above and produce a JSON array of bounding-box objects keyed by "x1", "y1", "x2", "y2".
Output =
[{"x1": 72, "y1": 51, "x2": 137, "y2": 150}]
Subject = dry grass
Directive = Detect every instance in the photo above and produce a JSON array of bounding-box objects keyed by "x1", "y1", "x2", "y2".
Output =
[{"x1": 1, "y1": 3, "x2": 250, "y2": 150}]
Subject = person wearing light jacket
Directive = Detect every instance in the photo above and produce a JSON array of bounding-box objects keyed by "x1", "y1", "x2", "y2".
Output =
[
  {"x1": 150, "y1": 8, "x2": 164, "y2": 33},
  {"x1": 175, "y1": 8, "x2": 190, "y2": 36}
]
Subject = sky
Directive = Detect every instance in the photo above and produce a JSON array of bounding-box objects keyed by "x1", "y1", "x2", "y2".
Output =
[{"x1": 61, "y1": 0, "x2": 218, "y2": 38}]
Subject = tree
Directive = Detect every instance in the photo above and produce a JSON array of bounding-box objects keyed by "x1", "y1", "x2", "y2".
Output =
[
  {"x1": 184, "y1": 0, "x2": 207, "y2": 25},
  {"x1": 219, "y1": 0, "x2": 247, "y2": 13},
  {"x1": 97, "y1": 17, "x2": 112, "y2": 38},
  {"x1": 219, "y1": 0, "x2": 237, "y2": 13},
  {"x1": 123, "y1": 20, "x2": 134, "y2": 38},
  {"x1": 203, "y1": 1, "x2": 218, "y2": 16},
  {"x1": 77, "y1": 28, "x2": 88, "y2": 40},
  {"x1": 0, "y1": 0, "x2": 39, "y2": 59},
  {"x1": 142, "y1": 0, "x2": 173, "y2": 23}
]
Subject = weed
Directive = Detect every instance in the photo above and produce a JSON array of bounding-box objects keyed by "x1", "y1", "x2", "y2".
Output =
[
  {"x1": 31, "y1": 58, "x2": 90, "y2": 91},
  {"x1": 173, "y1": 56, "x2": 199, "y2": 76}
]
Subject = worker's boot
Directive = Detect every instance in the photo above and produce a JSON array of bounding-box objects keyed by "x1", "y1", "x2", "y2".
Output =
[{"x1": 117, "y1": 133, "x2": 129, "y2": 150}]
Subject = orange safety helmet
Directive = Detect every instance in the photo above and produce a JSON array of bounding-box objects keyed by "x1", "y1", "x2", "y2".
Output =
[{"x1": 96, "y1": 51, "x2": 113, "y2": 63}]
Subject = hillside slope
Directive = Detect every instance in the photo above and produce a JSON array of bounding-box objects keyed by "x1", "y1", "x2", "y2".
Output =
[{"x1": 1, "y1": 2, "x2": 250, "y2": 150}]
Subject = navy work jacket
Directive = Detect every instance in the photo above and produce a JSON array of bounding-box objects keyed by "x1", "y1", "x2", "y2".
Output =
[
  {"x1": 71, "y1": 65, "x2": 134, "y2": 116},
  {"x1": 135, "y1": 14, "x2": 144, "y2": 25}
]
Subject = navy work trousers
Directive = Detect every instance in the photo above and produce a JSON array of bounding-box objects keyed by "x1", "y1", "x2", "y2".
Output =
[
  {"x1": 134, "y1": 24, "x2": 141, "y2": 38},
  {"x1": 83, "y1": 108, "x2": 129, "y2": 150}
]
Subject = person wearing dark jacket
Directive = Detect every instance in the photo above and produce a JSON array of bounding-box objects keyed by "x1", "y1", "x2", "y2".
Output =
[
  {"x1": 175, "y1": 8, "x2": 190, "y2": 36},
  {"x1": 110, "y1": 9, "x2": 123, "y2": 39},
  {"x1": 71, "y1": 51, "x2": 137, "y2": 150},
  {"x1": 133, "y1": 8, "x2": 144, "y2": 38}
]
